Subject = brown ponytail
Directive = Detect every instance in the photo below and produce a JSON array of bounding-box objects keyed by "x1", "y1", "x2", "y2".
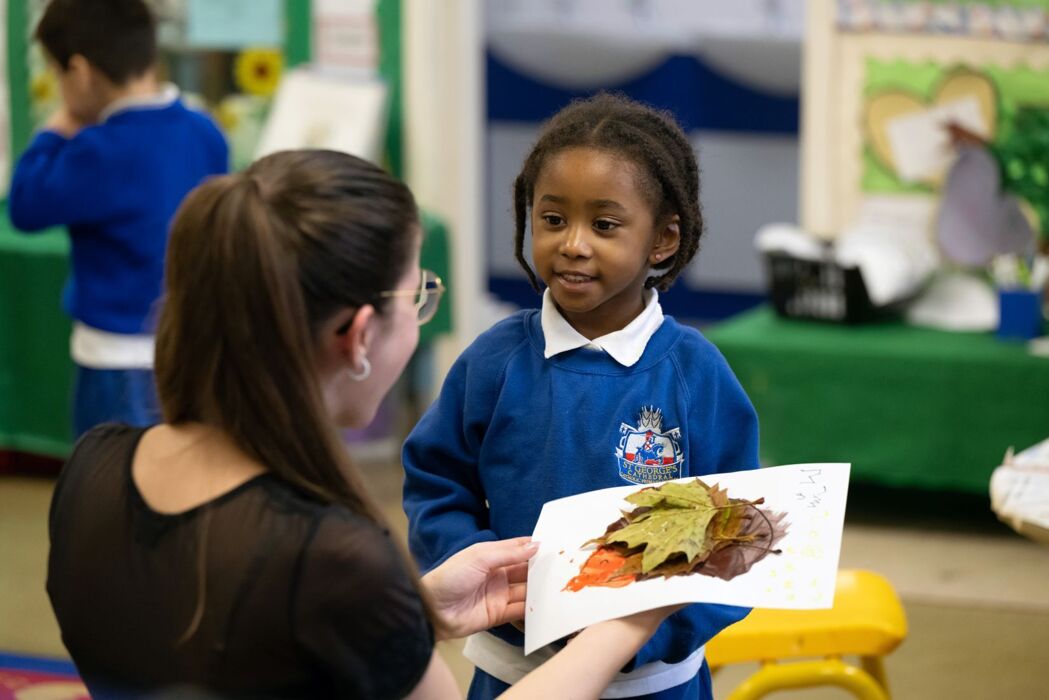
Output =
[{"x1": 155, "y1": 150, "x2": 419, "y2": 518}]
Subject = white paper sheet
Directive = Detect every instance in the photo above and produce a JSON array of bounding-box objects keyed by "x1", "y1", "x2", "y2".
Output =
[
  {"x1": 886, "y1": 96, "x2": 987, "y2": 183},
  {"x1": 991, "y1": 436, "x2": 1049, "y2": 534},
  {"x1": 255, "y1": 69, "x2": 387, "y2": 163},
  {"x1": 992, "y1": 468, "x2": 1049, "y2": 531},
  {"x1": 524, "y1": 463, "x2": 851, "y2": 655}
]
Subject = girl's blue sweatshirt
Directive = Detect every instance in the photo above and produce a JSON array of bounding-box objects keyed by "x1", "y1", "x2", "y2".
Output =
[{"x1": 403, "y1": 309, "x2": 759, "y2": 673}]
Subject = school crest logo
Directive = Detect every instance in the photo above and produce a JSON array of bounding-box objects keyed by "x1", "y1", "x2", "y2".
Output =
[{"x1": 616, "y1": 406, "x2": 684, "y2": 484}]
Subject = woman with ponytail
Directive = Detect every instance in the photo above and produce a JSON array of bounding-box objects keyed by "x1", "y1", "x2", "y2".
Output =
[{"x1": 45, "y1": 150, "x2": 676, "y2": 699}]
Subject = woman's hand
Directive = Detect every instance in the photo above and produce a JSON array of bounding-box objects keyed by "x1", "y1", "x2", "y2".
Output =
[{"x1": 421, "y1": 537, "x2": 539, "y2": 641}]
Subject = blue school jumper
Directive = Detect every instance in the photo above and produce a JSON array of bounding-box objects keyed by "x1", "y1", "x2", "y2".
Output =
[
  {"x1": 403, "y1": 297, "x2": 760, "y2": 699},
  {"x1": 8, "y1": 86, "x2": 228, "y2": 436}
]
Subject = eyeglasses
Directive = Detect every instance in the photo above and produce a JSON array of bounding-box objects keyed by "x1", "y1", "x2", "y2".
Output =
[
  {"x1": 336, "y1": 269, "x2": 445, "y2": 334},
  {"x1": 380, "y1": 269, "x2": 445, "y2": 325}
]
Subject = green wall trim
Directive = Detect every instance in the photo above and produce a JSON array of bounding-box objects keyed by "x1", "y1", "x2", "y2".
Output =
[
  {"x1": 377, "y1": 0, "x2": 403, "y2": 178},
  {"x1": 285, "y1": 0, "x2": 312, "y2": 67},
  {"x1": 7, "y1": 0, "x2": 32, "y2": 167}
]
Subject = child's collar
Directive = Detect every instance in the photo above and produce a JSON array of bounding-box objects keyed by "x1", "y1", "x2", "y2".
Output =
[
  {"x1": 540, "y1": 288, "x2": 663, "y2": 367},
  {"x1": 99, "y1": 82, "x2": 180, "y2": 123}
]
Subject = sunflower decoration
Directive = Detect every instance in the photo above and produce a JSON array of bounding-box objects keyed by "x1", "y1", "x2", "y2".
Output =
[
  {"x1": 30, "y1": 70, "x2": 58, "y2": 104},
  {"x1": 234, "y1": 48, "x2": 284, "y2": 97}
]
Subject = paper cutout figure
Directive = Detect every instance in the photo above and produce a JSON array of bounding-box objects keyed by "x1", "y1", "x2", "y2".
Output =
[{"x1": 937, "y1": 145, "x2": 1035, "y2": 267}]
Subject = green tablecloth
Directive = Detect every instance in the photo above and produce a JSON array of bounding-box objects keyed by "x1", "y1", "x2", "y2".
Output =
[
  {"x1": 0, "y1": 223, "x2": 73, "y2": 457},
  {"x1": 0, "y1": 208, "x2": 452, "y2": 458},
  {"x1": 705, "y1": 307, "x2": 1049, "y2": 494}
]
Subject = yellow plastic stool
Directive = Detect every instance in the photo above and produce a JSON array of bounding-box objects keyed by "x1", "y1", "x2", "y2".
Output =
[{"x1": 706, "y1": 570, "x2": 907, "y2": 700}]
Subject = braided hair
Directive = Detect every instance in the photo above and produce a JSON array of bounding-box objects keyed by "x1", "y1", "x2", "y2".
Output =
[{"x1": 512, "y1": 92, "x2": 702, "y2": 293}]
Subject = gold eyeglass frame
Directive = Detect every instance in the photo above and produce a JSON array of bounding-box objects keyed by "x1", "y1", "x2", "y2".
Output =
[
  {"x1": 378, "y1": 269, "x2": 445, "y2": 325},
  {"x1": 336, "y1": 269, "x2": 445, "y2": 335}
]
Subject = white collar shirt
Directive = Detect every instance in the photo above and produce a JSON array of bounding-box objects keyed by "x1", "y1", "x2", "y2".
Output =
[
  {"x1": 541, "y1": 288, "x2": 664, "y2": 368},
  {"x1": 99, "y1": 82, "x2": 180, "y2": 122}
]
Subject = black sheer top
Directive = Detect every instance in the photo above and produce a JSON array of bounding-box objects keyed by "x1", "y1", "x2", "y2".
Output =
[{"x1": 46, "y1": 424, "x2": 433, "y2": 699}]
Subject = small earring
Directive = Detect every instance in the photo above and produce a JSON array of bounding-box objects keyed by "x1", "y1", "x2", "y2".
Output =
[
  {"x1": 653, "y1": 253, "x2": 663, "y2": 262},
  {"x1": 348, "y1": 356, "x2": 371, "y2": 382}
]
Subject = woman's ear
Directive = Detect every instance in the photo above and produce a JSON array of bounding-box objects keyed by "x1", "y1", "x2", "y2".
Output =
[
  {"x1": 333, "y1": 305, "x2": 376, "y2": 373},
  {"x1": 649, "y1": 215, "x2": 681, "y2": 266}
]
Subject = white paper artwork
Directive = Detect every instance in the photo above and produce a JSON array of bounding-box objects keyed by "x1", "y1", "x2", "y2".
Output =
[
  {"x1": 524, "y1": 463, "x2": 851, "y2": 655},
  {"x1": 991, "y1": 437, "x2": 1049, "y2": 543},
  {"x1": 886, "y1": 96, "x2": 987, "y2": 183},
  {"x1": 255, "y1": 69, "x2": 387, "y2": 164}
]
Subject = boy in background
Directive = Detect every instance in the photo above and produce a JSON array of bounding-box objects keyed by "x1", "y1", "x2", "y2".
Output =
[{"x1": 8, "y1": 0, "x2": 228, "y2": 437}]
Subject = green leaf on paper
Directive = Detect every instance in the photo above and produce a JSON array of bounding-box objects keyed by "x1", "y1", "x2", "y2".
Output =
[
  {"x1": 606, "y1": 491, "x2": 719, "y2": 573},
  {"x1": 624, "y1": 480, "x2": 717, "y2": 511}
]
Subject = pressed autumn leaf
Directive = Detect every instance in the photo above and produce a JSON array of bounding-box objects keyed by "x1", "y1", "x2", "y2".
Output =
[
  {"x1": 605, "y1": 499, "x2": 719, "y2": 573},
  {"x1": 590, "y1": 479, "x2": 720, "y2": 573},
  {"x1": 625, "y1": 480, "x2": 716, "y2": 510},
  {"x1": 700, "y1": 509, "x2": 790, "y2": 581},
  {"x1": 709, "y1": 493, "x2": 756, "y2": 545},
  {"x1": 566, "y1": 479, "x2": 789, "y2": 590}
]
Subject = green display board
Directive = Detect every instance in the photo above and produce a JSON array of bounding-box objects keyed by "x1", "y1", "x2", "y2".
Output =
[{"x1": 862, "y1": 61, "x2": 1049, "y2": 195}]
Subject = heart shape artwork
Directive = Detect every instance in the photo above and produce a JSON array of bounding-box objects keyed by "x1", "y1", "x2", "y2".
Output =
[{"x1": 864, "y1": 69, "x2": 998, "y2": 186}]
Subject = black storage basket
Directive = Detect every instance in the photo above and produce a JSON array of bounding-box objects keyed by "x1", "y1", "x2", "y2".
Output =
[{"x1": 765, "y1": 252, "x2": 888, "y2": 324}]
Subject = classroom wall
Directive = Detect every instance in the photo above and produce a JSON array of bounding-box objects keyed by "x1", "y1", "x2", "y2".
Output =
[
  {"x1": 403, "y1": 0, "x2": 486, "y2": 358},
  {"x1": 482, "y1": 1, "x2": 804, "y2": 319},
  {"x1": 485, "y1": 124, "x2": 799, "y2": 293}
]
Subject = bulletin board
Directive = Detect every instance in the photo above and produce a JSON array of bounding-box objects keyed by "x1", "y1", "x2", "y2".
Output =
[
  {"x1": 4, "y1": 0, "x2": 405, "y2": 176},
  {"x1": 801, "y1": 0, "x2": 1049, "y2": 239},
  {"x1": 4, "y1": 0, "x2": 313, "y2": 175}
]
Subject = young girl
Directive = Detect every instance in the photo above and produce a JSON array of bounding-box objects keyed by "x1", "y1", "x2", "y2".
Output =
[{"x1": 403, "y1": 94, "x2": 760, "y2": 699}]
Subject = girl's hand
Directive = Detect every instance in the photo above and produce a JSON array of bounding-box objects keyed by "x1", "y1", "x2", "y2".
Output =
[{"x1": 421, "y1": 537, "x2": 538, "y2": 641}]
